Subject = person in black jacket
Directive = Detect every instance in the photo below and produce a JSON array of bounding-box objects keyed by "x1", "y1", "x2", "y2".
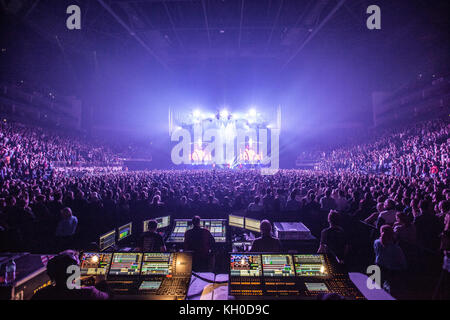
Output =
[
  {"x1": 318, "y1": 210, "x2": 349, "y2": 263},
  {"x1": 139, "y1": 220, "x2": 166, "y2": 252},
  {"x1": 250, "y1": 220, "x2": 282, "y2": 253},
  {"x1": 184, "y1": 216, "x2": 215, "y2": 271}
]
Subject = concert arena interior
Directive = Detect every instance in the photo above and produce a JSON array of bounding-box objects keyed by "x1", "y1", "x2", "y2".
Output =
[{"x1": 0, "y1": 0, "x2": 449, "y2": 304}]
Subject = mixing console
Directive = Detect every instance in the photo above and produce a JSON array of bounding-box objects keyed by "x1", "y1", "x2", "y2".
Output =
[
  {"x1": 229, "y1": 253, "x2": 364, "y2": 300},
  {"x1": 77, "y1": 252, "x2": 194, "y2": 300}
]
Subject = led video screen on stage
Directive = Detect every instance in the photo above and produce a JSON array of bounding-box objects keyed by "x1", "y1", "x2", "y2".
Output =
[{"x1": 169, "y1": 108, "x2": 280, "y2": 169}]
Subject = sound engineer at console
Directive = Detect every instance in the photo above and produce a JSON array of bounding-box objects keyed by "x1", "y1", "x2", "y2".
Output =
[
  {"x1": 138, "y1": 219, "x2": 166, "y2": 252},
  {"x1": 250, "y1": 220, "x2": 282, "y2": 252},
  {"x1": 32, "y1": 250, "x2": 110, "y2": 300},
  {"x1": 184, "y1": 216, "x2": 215, "y2": 271}
]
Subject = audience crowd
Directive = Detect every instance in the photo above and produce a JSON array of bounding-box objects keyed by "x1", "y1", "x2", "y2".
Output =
[
  {"x1": 318, "y1": 119, "x2": 449, "y2": 178},
  {"x1": 0, "y1": 121, "x2": 120, "y2": 181},
  {"x1": 0, "y1": 116, "x2": 449, "y2": 298}
]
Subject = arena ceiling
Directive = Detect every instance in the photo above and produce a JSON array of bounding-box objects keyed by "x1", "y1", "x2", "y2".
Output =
[{"x1": 2, "y1": 0, "x2": 449, "y2": 71}]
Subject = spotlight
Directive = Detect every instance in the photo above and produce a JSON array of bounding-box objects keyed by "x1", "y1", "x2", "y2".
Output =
[
  {"x1": 92, "y1": 255, "x2": 99, "y2": 263},
  {"x1": 220, "y1": 109, "x2": 229, "y2": 119},
  {"x1": 248, "y1": 108, "x2": 257, "y2": 117},
  {"x1": 193, "y1": 109, "x2": 201, "y2": 118}
]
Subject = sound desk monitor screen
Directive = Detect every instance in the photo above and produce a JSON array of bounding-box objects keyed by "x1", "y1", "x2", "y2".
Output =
[
  {"x1": 141, "y1": 253, "x2": 173, "y2": 276},
  {"x1": 229, "y1": 215, "x2": 244, "y2": 228},
  {"x1": 143, "y1": 220, "x2": 150, "y2": 233},
  {"x1": 167, "y1": 219, "x2": 226, "y2": 243},
  {"x1": 230, "y1": 254, "x2": 262, "y2": 277},
  {"x1": 139, "y1": 281, "x2": 162, "y2": 291},
  {"x1": 262, "y1": 255, "x2": 295, "y2": 277},
  {"x1": 156, "y1": 216, "x2": 170, "y2": 229},
  {"x1": 143, "y1": 216, "x2": 170, "y2": 233},
  {"x1": 244, "y1": 217, "x2": 261, "y2": 233},
  {"x1": 80, "y1": 253, "x2": 112, "y2": 275},
  {"x1": 118, "y1": 222, "x2": 132, "y2": 241},
  {"x1": 99, "y1": 230, "x2": 116, "y2": 251},
  {"x1": 294, "y1": 254, "x2": 328, "y2": 277},
  {"x1": 108, "y1": 253, "x2": 142, "y2": 276},
  {"x1": 203, "y1": 219, "x2": 226, "y2": 242}
]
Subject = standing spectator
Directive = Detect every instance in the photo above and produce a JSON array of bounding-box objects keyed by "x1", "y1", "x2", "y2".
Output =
[
  {"x1": 320, "y1": 188, "x2": 337, "y2": 212},
  {"x1": 393, "y1": 211, "x2": 417, "y2": 244},
  {"x1": 374, "y1": 225, "x2": 407, "y2": 293},
  {"x1": 318, "y1": 210, "x2": 349, "y2": 263},
  {"x1": 414, "y1": 200, "x2": 442, "y2": 251},
  {"x1": 55, "y1": 207, "x2": 78, "y2": 251}
]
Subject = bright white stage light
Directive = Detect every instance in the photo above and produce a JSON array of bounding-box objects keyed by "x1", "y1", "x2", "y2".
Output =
[
  {"x1": 193, "y1": 109, "x2": 201, "y2": 118},
  {"x1": 248, "y1": 108, "x2": 257, "y2": 117},
  {"x1": 220, "y1": 109, "x2": 229, "y2": 119}
]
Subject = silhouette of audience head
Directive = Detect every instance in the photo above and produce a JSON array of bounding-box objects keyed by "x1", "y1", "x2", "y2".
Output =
[
  {"x1": 61, "y1": 207, "x2": 73, "y2": 219},
  {"x1": 380, "y1": 225, "x2": 395, "y2": 246}
]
